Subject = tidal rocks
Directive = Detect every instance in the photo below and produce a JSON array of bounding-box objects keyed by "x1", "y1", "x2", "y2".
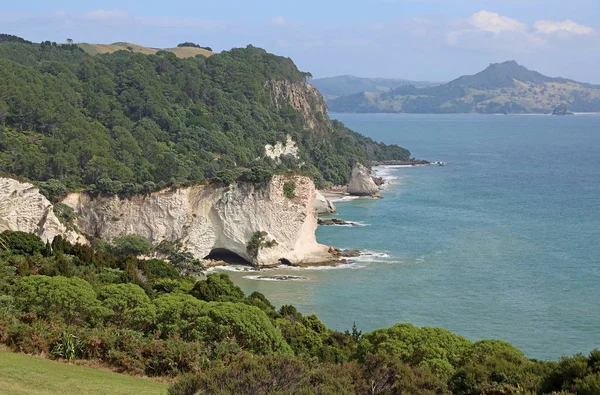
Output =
[
  {"x1": 256, "y1": 275, "x2": 307, "y2": 281},
  {"x1": 314, "y1": 191, "x2": 337, "y2": 214},
  {"x1": 318, "y1": 218, "x2": 356, "y2": 226},
  {"x1": 348, "y1": 163, "x2": 381, "y2": 197}
]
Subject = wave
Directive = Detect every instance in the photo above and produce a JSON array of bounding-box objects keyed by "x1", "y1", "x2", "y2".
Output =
[
  {"x1": 350, "y1": 251, "x2": 391, "y2": 263},
  {"x1": 242, "y1": 275, "x2": 308, "y2": 282},
  {"x1": 206, "y1": 265, "x2": 267, "y2": 273},
  {"x1": 329, "y1": 196, "x2": 360, "y2": 203}
]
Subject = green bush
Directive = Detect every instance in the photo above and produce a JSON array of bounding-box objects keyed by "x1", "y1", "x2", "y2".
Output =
[
  {"x1": 191, "y1": 273, "x2": 245, "y2": 302},
  {"x1": 283, "y1": 181, "x2": 296, "y2": 199},
  {"x1": 13, "y1": 275, "x2": 109, "y2": 326},
  {"x1": 111, "y1": 235, "x2": 153, "y2": 257},
  {"x1": 1, "y1": 231, "x2": 45, "y2": 255}
]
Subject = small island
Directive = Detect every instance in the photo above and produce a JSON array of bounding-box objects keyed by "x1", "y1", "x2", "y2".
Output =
[{"x1": 552, "y1": 104, "x2": 574, "y2": 116}]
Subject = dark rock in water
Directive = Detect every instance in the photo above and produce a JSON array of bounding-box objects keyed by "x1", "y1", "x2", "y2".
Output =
[
  {"x1": 257, "y1": 275, "x2": 307, "y2": 281},
  {"x1": 371, "y1": 159, "x2": 431, "y2": 166},
  {"x1": 552, "y1": 104, "x2": 574, "y2": 116},
  {"x1": 372, "y1": 176, "x2": 385, "y2": 186},
  {"x1": 338, "y1": 249, "x2": 361, "y2": 258},
  {"x1": 318, "y1": 218, "x2": 357, "y2": 226}
]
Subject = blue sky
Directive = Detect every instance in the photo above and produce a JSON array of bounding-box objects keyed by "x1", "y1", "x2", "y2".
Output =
[{"x1": 2, "y1": 0, "x2": 599, "y2": 82}]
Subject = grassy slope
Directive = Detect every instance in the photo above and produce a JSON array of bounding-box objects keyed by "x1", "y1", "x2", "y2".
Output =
[
  {"x1": 0, "y1": 351, "x2": 168, "y2": 395},
  {"x1": 78, "y1": 42, "x2": 214, "y2": 58}
]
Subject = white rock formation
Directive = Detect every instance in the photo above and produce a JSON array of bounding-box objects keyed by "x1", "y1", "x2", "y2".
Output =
[
  {"x1": 265, "y1": 135, "x2": 299, "y2": 162},
  {"x1": 314, "y1": 192, "x2": 336, "y2": 214},
  {"x1": 62, "y1": 175, "x2": 334, "y2": 267},
  {"x1": 0, "y1": 178, "x2": 84, "y2": 244},
  {"x1": 347, "y1": 163, "x2": 381, "y2": 197}
]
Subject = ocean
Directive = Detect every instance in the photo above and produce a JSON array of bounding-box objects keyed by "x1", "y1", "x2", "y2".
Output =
[{"x1": 219, "y1": 113, "x2": 600, "y2": 360}]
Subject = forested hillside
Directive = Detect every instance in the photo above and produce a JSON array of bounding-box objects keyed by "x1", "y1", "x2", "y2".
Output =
[
  {"x1": 329, "y1": 61, "x2": 600, "y2": 114},
  {"x1": 0, "y1": 35, "x2": 409, "y2": 196}
]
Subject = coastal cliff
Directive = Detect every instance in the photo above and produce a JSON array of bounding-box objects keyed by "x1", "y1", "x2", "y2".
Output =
[
  {"x1": 0, "y1": 178, "x2": 84, "y2": 245},
  {"x1": 65, "y1": 175, "x2": 333, "y2": 267},
  {"x1": 1, "y1": 176, "x2": 335, "y2": 267}
]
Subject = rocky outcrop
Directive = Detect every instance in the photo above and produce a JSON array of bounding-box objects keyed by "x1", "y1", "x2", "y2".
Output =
[
  {"x1": 266, "y1": 80, "x2": 329, "y2": 132},
  {"x1": 314, "y1": 192, "x2": 336, "y2": 214},
  {"x1": 265, "y1": 135, "x2": 300, "y2": 162},
  {"x1": 0, "y1": 178, "x2": 84, "y2": 244},
  {"x1": 348, "y1": 163, "x2": 381, "y2": 197},
  {"x1": 62, "y1": 175, "x2": 335, "y2": 267}
]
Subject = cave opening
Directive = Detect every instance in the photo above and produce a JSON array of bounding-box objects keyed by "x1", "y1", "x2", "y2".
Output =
[
  {"x1": 204, "y1": 248, "x2": 252, "y2": 266},
  {"x1": 279, "y1": 258, "x2": 293, "y2": 266}
]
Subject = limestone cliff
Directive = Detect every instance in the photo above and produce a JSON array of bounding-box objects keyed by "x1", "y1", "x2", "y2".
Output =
[
  {"x1": 348, "y1": 163, "x2": 381, "y2": 197},
  {"x1": 266, "y1": 80, "x2": 329, "y2": 132},
  {"x1": 0, "y1": 178, "x2": 84, "y2": 244},
  {"x1": 62, "y1": 175, "x2": 333, "y2": 267}
]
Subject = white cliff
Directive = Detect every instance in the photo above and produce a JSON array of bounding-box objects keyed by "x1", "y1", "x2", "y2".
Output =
[
  {"x1": 0, "y1": 178, "x2": 84, "y2": 244},
  {"x1": 347, "y1": 163, "x2": 381, "y2": 197},
  {"x1": 61, "y1": 175, "x2": 334, "y2": 267}
]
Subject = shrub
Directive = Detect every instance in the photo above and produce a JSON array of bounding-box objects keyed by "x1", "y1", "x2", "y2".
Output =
[
  {"x1": 1, "y1": 231, "x2": 45, "y2": 255},
  {"x1": 283, "y1": 181, "x2": 296, "y2": 199},
  {"x1": 111, "y1": 234, "x2": 153, "y2": 257},
  {"x1": 13, "y1": 275, "x2": 110, "y2": 326},
  {"x1": 191, "y1": 273, "x2": 245, "y2": 302},
  {"x1": 53, "y1": 203, "x2": 78, "y2": 231}
]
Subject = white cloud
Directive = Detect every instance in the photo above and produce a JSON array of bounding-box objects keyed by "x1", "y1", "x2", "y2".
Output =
[
  {"x1": 83, "y1": 9, "x2": 129, "y2": 20},
  {"x1": 468, "y1": 10, "x2": 526, "y2": 33},
  {"x1": 534, "y1": 20, "x2": 594, "y2": 35},
  {"x1": 270, "y1": 16, "x2": 286, "y2": 26}
]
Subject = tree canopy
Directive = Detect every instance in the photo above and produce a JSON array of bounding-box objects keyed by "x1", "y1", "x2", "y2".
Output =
[{"x1": 0, "y1": 37, "x2": 410, "y2": 196}]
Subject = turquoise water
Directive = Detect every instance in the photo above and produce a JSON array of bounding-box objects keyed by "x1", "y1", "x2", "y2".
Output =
[{"x1": 223, "y1": 114, "x2": 600, "y2": 360}]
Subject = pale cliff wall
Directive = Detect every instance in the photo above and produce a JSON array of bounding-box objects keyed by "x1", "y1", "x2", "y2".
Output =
[
  {"x1": 266, "y1": 80, "x2": 330, "y2": 132},
  {"x1": 62, "y1": 175, "x2": 333, "y2": 267},
  {"x1": 0, "y1": 178, "x2": 84, "y2": 244}
]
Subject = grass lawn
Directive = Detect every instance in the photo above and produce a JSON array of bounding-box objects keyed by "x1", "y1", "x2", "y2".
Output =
[{"x1": 0, "y1": 351, "x2": 169, "y2": 395}]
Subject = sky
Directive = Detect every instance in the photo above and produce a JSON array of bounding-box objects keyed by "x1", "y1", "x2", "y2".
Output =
[{"x1": 2, "y1": 0, "x2": 599, "y2": 83}]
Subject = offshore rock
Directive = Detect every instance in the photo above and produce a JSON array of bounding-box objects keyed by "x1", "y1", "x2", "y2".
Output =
[
  {"x1": 348, "y1": 163, "x2": 381, "y2": 197},
  {"x1": 314, "y1": 191, "x2": 336, "y2": 214},
  {"x1": 0, "y1": 178, "x2": 84, "y2": 244}
]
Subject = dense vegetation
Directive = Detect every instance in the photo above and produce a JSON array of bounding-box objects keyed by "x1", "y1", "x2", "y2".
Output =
[
  {"x1": 177, "y1": 42, "x2": 213, "y2": 52},
  {"x1": 329, "y1": 61, "x2": 600, "y2": 114},
  {"x1": 0, "y1": 230, "x2": 598, "y2": 394},
  {"x1": 0, "y1": 36, "x2": 409, "y2": 197}
]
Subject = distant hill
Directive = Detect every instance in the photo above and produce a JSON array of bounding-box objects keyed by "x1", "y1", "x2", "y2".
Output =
[
  {"x1": 309, "y1": 75, "x2": 441, "y2": 101},
  {"x1": 329, "y1": 61, "x2": 600, "y2": 114},
  {"x1": 78, "y1": 42, "x2": 214, "y2": 58}
]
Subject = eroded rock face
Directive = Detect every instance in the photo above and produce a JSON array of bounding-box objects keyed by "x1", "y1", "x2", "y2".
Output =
[
  {"x1": 62, "y1": 175, "x2": 334, "y2": 267},
  {"x1": 347, "y1": 163, "x2": 380, "y2": 197},
  {"x1": 0, "y1": 178, "x2": 83, "y2": 244},
  {"x1": 314, "y1": 192, "x2": 336, "y2": 214},
  {"x1": 266, "y1": 80, "x2": 329, "y2": 132},
  {"x1": 265, "y1": 135, "x2": 299, "y2": 162}
]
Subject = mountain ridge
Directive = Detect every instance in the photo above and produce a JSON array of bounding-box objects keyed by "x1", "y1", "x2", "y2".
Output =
[
  {"x1": 329, "y1": 61, "x2": 600, "y2": 114},
  {"x1": 310, "y1": 74, "x2": 441, "y2": 101}
]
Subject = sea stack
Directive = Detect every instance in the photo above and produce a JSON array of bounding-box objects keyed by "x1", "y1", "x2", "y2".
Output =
[
  {"x1": 314, "y1": 191, "x2": 337, "y2": 214},
  {"x1": 348, "y1": 163, "x2": 381, "y2": 197}
]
